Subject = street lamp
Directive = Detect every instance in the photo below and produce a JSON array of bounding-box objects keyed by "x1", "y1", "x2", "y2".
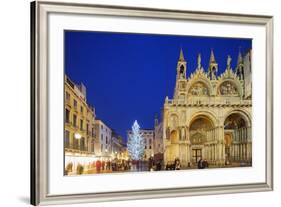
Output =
[{"x1": 74, "y1": 132, "x2": 81, "y2": 139}]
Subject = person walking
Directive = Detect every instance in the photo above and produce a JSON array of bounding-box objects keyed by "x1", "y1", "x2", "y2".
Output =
[
  {"x1": 101, "y1": 160, "x2": 105, "y2": 171},
  {"x1": 96, "y1": 160, "x2": 101, "y2": 173},
  {"x1": 202, "y1": 159, "x2": 209, "y2": 168},
  {"x1": 156, "y1": 162, "x2": 162, "y2": 171},
  {"x1": 175, "y1": 158, "x2": 181, "y2": 170},
  {"x1": 197, "y1": 158, "x2": 203, "y2": 169},
  {"x1": 106, "y1": 160, "x2": 111, "y2": 171}
]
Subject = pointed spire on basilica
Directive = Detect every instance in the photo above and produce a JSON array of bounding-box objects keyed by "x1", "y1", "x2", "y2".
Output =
[
  {"x1": 179, "y1": 48, "x2": 185, "y2": 61},
  {"x1": 176, "y1": 48, "x2": 187, "y2": 80},
  {"x1": 237, "y1": 48, "x2": 243, "y2": 65},
  {"x1": 208, "y1": 49, "x2": 218, "y2": 80},
  {"x1": 154, "y1": 113, "x2": 159, "y2": 128},
  {"x1": 235, "y1": 48, "x2": 244, "y2": 80},
  {"x1": 209, "y1": 48, "x2": 216, "y2": 64}
]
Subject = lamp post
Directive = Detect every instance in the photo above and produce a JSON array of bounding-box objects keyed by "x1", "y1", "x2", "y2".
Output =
[
  {"x1": 74, "y1": 132, "x2": 81, "y2": 139},
  {"x1": 74, "y1": 132, "x2": 81, "y2": 151},
  {"x1": 73, "y1": 132, "x2": 82, "y2": 174}
]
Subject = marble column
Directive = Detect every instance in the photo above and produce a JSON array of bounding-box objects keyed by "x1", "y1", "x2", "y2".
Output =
[
  {"x1": 208, "y1": 145, "x2": 210, "y2": 161},
  {"x1": 239, "y1": 144, "x2": 243, "y2": 161},
  {"x1": 230, "y1": 145, "x2": 234, "y2": 161}
]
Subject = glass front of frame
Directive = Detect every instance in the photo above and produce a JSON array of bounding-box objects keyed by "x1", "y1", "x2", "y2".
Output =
[{"x1": 63, "y1": 31, "x2": 252, "y2": 176}]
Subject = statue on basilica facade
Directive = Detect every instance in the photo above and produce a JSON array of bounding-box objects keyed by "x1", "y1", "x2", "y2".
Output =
[
  {"x1": 181, "y1": 127, "x2": 186, "y2": 140},
  {"x1": 227, "y1": 55, "x2": 232, "y2": 69},
  {"x1": 197, "y1": 53, "x2": 202, "y2": 69},
  {"x1": 166, "y1": 127, "x2": 170, "y2": 139}
]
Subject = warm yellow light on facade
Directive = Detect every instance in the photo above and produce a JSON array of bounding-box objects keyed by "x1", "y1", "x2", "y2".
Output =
[{"x1": 74, "y1": 133, "x2": 81, "y2": 139}]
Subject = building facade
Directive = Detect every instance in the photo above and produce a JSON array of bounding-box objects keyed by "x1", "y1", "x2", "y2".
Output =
[
  {"x1": 163, "y1": 49, "x2": 252, "y2": 168},
  {"x1": 154, "y1": 115, "x2": 164, "y2": 155},
  {"x1": 94, "y1": 119, "x2": 112, "y2": 158},
  {"x1": 111, "y1": 132, "x2": 127, "y2": 159},
  {"x1": 64, "y1": 76, "x2": 96, "y2": 173}
]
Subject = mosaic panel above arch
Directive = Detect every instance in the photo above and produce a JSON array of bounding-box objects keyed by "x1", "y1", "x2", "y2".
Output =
[
  {"x1": 188, "y1": 81, "x2": 209, "y2": 96},
  {"x1": 217, "y1": 81, "x2": 239, "y2": 96}
]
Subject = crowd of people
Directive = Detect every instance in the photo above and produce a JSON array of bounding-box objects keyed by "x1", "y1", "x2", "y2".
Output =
[
  {"x1": 148, "y1": 156, "x2": 163, "y2": 171},
  {"x1": 65, "y1": 157, "x2": 210, "y2": 175},
  {"x1": 65, "y1": 158, "x2": 131, "y2": 175},
  {"x1": 197, "y1": 159, "x2": 209, "y2": 169},
  {"x1": 164, "y1": 158, "x2": 181, "y2": 170},
  {"x1": 164, "y1": 158, "x2": 209, "y2": 170},
  {"x1": 89, "y1": 158, "x2": 131, "y2": 173}
]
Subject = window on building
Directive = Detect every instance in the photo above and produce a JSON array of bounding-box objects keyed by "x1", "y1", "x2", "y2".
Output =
[
  {"x1": 65, "y1": 92, "x2": 70, "y2": 101},
  {"x1": 65, "y1": 130, "x2": 70, "y2": 148},
  {"x1": 73, "y1": 134, "x2": 78, "y2": 149},
  {"x1": 106, "y1": 136, "x2": 108, "y2": 144},
  {"x1": 86, "y1": 123, "x2": 89, "y2": 134},
  {"x1": 80, "y1": 119, "x2": 83, "y2": 131},
  {"x1": 73, "y1": 99, "x2": 77, "y2": 109},
  {"x1": 101, "y1": 125, "x2": 103, "y2": 130},
  {"x1": 92, "y1": 127, "x2": 95, "y2": 137},
  {"x1": 80, "y1": 137, "x2": 85, "y2": 151},
  {"x1": 65, "y1": 109, "x2": 70, "y2": 123},
  {"x1": 91, "y1": 141, "x2": 95, "y2": 153},
  {"x1": 101, "y1": 144, "x2": 103, "y2": 152},
  {"x1": 101, "y1": 134, "x2": 103, "y2": 141},
  {"x1": 149, "y1": 145, "x2": 152, "y2": 149},
  {"x1": 73, "y1": 114, "x2": 77, "y2": 127},
  {"x1": 80, "y1": 106, "x2": 83, "y2": 113}
]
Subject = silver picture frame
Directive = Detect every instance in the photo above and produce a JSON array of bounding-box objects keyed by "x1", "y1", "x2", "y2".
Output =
[{"x1": 30, "y1": 1, "x2": 274, "y2": 205}]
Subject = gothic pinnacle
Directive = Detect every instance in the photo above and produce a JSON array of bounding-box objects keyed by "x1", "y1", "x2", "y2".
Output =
[
  {"x1": 197, "y1": 53, "x2": 202, "y2": 69},
  {"x1": 209, "y1": 49, "x2": 216, "y2": 63},
  {"x1": 179, "y1": 48, "x2": 185, "y2": 61},
  {"x1": 237, "y1": 49, "x2": 243, "y2": 64}
]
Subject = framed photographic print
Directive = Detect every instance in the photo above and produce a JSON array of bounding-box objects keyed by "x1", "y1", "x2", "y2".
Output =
[{"x1": 31, "y1": 1, "x2": 273, "y2": 205}]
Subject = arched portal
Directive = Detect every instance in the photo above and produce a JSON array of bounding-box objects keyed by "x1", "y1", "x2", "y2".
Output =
[
  {"x1": 170, "y1": 130, "x2": 179, "y2": 144},
  {"x1": 189, "y1": 115, "x2": 214, "y2": 164},
  {"x1": 224, "y1": 113, "x2": 252, "y2": 165}
]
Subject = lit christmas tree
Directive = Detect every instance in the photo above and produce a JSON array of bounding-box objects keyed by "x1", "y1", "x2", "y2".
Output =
[{"x1": 127, "y1": 120, "x2": 145, "y2": 160}]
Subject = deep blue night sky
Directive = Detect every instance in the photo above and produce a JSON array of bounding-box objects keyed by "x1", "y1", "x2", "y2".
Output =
[{"x1": 65, "y1": 31, "x2": 252, "y2": 141}]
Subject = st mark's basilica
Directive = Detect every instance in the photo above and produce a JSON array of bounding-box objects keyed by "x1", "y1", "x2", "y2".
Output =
[{"x1": 162, "y1": 49, "x2": 252, "y2": 168}]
